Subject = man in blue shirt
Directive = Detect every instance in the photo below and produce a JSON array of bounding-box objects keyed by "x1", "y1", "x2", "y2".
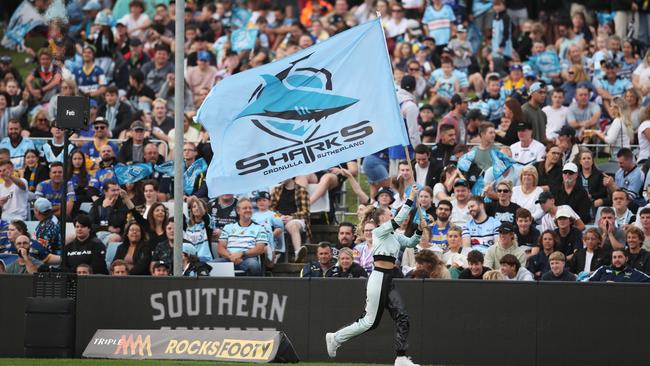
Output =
[
  {"x1": 604, "y1": 148, "x2": 645, "y2": 210},
  {"x1": 594, "y1": 61, "x2": 632, "y2": 113},
  {"x1": 80, "y1": 117, "x2": 119, "y2": 160},
  {"x1": 217, "y1": 198, "x2": 269, "y2": 276},
  {"x1": 35, "y1": 162, "x2": 75, "y2": 218},
  {"x1": 0, "y1": 120, "x2": 35, "y2": 170},
  {"x1": 73, "y1": 46, "x2": 107, "y2": 100}
]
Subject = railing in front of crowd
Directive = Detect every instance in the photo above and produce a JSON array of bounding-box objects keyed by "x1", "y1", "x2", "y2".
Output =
[
  {"x1": 423, "y1": 142, "x2": 642, "y2": 162},
  {"x1": 28, "y1": 137, "x2": 170, "y2": 159}
]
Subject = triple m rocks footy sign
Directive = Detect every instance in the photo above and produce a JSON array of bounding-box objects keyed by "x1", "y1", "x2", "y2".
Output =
[{"x1": 83, "y1": 329, "x2": 283, "y2": 363}]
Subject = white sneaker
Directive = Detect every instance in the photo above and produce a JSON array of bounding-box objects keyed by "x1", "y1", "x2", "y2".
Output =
[
  {"x1": 325, "y1": 332, "x2": 340, "y2": 358},
  {"x1": 394, "y1": 356, "x2": 419, "y2": 366}
]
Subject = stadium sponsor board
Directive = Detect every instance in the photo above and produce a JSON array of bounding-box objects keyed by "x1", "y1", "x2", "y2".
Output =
[{"x1": 83, "y1": 329, "x2": 281, "y2": 362}]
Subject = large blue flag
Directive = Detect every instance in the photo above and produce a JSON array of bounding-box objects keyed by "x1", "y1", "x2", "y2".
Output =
[{"x1": 197, "y1": 18, "x2": 408, "y2": 196}]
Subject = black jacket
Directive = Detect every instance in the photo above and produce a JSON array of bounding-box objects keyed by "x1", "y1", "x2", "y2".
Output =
[
  {"x1": 410, "y1": 159, "x2": 438, "y2": 189},
  {"x1": 114, "y1": 242, "x2": 153, "y2": 275},
  {"x1": 535, "y1": 161, "x2": 563, "y2": 192},
  {"x1": 570, "y1": 248, "x2": 611, "y2": 274},
  {"x1": 97, "y1": 101, "x2": 133, "y2": 138},
  {"x1": 552, "y1": 185, "x2": 592, "y2": 223},
  {"x1": 118, "y1": 137, "x2": 151, "y2": 163},
  {"x1": 429, "y1": 143, "x2": 455, "y2": 186},
  {"x1": 541, "y1": 269, "x2": 577, "y2": 281},
  {"x1": 579, "y1": 169, "x2": 609, "y2": 203},
  {"x1": 301, "y1": 260, "x2": 336, "y2": 277},
  {"x1": 458, "y1": 266, "x2": 491, "y2": 279},
  {"x1": 326, "y1": 262, "x2": 367, "y2": 278},
  {"x1": 61, "y1": 237, "x2": 108, "y2": 274},
  {"x1": 88, "y1": 197, "x2": 132, "y2": 234},
  {"x1": 588, "y1": 264, "x2": 650, "y2": 282},
  {"x1": 627, "y1": 249, "x2": 650, "y2": 275}
]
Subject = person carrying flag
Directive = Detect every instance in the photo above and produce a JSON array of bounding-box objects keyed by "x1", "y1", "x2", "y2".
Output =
[{"x1": 326, "y1": 185, "x2": 423, "y2": 366}]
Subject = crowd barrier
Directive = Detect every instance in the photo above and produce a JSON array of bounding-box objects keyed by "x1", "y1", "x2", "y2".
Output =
[
  {"x1": 1, "y1": 274, "x2": 649, "y2": 365},
  {"x1": 28, "y1": 137, "x2": 171, "y2": 159}
]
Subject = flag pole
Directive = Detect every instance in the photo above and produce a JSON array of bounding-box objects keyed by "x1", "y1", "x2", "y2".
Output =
[{"x1": 173, "y1": 0, "x2": 185, "y2": 277}]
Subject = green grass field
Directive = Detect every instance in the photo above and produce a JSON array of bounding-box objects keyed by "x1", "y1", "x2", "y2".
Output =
[{"x1": 0, "y1": 360, "x2": 385, "y2": 366}]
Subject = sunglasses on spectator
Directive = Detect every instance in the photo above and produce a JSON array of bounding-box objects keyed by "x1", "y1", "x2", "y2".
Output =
[
  {"x1": 568, "y1": 71, "x2": 576, "y2": 75},
  {"x1": 36, "y1": 118, "x2": 48, "y2": 122},
  {"x1": 409, "y1": 67, "x2": 420, "y2": 71},
  {"x1": 94, "y1": 125, "x2": 106, "y2": 130},
  {"x1": 497, "y1": 189, "x2": 510, "y2": 193}
]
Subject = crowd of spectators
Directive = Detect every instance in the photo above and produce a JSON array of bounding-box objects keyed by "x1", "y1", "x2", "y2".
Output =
[{"x1": 0, "y1": 0, "x2": 650, "y2": 282}]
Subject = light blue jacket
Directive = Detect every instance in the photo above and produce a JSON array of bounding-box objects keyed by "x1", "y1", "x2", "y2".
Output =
[{"x1": 371, "y1": 200, "x2": 421, "y2": 259}]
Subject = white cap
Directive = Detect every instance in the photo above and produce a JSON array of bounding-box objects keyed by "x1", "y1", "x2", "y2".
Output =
[
  {"x1": 556, "y1": 206, "x2": 573, "y2": 219},
  {"x1": 562, "y1": 162, "x2": 578, "y2": 173}
]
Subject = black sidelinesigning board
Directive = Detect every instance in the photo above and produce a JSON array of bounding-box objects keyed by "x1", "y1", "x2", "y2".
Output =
[
  {"x1": 0, "y1": 275, "x2": 645, "y2": 364},
  {"x1": 0, "y1": 275, "x2": 33, "y2": 356},
  {"x1": 74, "y1": 277, "x2": 310, "y2": 359}
]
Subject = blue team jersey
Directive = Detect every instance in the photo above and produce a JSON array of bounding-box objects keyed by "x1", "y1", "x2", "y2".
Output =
[
  {"x1": 615, "y1": 167, "x2": 645, "y2": 201},
  {"x1": 491, "y1": 15, "x2": 512, "y2": 58},
  {"x1": 0, "y1": 137, "x2": 35, "y2": 170},
  {"x1": 527, "y1": 51, "x2": 561, "y2": 84},
  {"x1": 80, "y1": 140, "x2": 119, "y2": 159},
  {"x1": 472, "y1": 0, "x2": 492, "y2": 17},
  {"x1": 74, "y1": 65, "x2": 107, "y2": 95},
  {"x1": 3, "y1": 238, "x2": 51, "y2": 261},
  {"x1": 252, "y1": 210, "x2": 283, "y2": 251},
  {"x1": 481, "y1": 90, "x2": 507, "y2": 123},
  {"x1": 184, "y1": 216, "x2": 216, "y2": 261},
  {"x1": 462, "y1": 216, "x2": 500, "y2": 252},
  {"x1": 220, "y1": 221, "x2": 269, "y2": 254},
  {"x1": 429, "y1": 69, "x2": 460, "y2": 99},
  {"x1": 422, "y1": 4, "x2": 455, "y2": 46},
  {"x1": 430, "y1": 221, "x2": 451, "y2": 252},
  {"x1": 94, "y1": 166, "x2": 117, "y2": 188},
  {"x1": 593, "y1": 77, "x2": 632, "y2": 98},
  {"x1": 34, "y1": 180, "x2": 76, "y2": 205}
]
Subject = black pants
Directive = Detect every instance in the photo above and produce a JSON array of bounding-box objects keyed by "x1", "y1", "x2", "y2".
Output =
[{"x1": 334, "y1": 267, "x2": 410, "y2": 356}]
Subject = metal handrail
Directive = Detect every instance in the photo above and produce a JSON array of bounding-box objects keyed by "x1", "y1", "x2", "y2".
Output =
[{"x1": 28, "y1": 137, "x2": 170, "y2": 159}]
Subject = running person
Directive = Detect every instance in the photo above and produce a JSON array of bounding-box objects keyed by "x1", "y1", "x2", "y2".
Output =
[{"x1": 326, "y1": 185, "x2": 423, "y2": 366}]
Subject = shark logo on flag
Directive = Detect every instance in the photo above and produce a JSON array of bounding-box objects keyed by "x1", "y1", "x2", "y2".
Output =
[
  {"x1": 235, "y1": 54, "x2": 359, "y2": 142},
  {"x1": 197, "y1": 18, "x2": 410, "y2": 196}
]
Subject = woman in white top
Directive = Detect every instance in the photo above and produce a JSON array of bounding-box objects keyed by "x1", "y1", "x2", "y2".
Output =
[
  {"x1": 632, "y1": 49, "x2": 650, "y2": 96},
  {"x1": 591, "y1": 97, "x2": 633, "y2": 156},
  {"x1": 432, "y1": 164, "x2": 464, "y2": 206},
  {"x1": 511, "y1": 165, "x2": 544, "y2": 222},
  {"x1": 637, "y1": 104, "x2": 650, "y2": 164}
]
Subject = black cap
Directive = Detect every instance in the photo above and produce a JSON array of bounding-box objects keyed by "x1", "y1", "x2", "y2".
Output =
[
  {"x1": 129, "y1": 38, "x2": 143, "y2": 47},
  {"x1": 420, "y1": 104, "x2": 434, "y2": 112},
  {"x1": 255, "y1": 191, "x2": 271, "y2": 201},
  {"x1": 535, "y1": 191, "x2": 554, "y2": 204},
  {"x1": 453, "y1": 179, "x2": 469, "y2": 188},
  {"x1": 497, "y1": 222, "x2": 514, "y2": 233},
  {"x1": 401, "y1": 75, "x2": 416, "y2": 92},
  {"x1": 374, "y1": 187, "x2": 396, "y2": 204},
  {"x1": 516, "y1": 120, "x2": 533, "y2": 131},
  {"x1": 466, "y1": 109, "x2": 485, "y2": 121},
  {"x1": 604, "y1": 60, "x2": 618, "y2": 69},
  {"x1": 556, "y1": 125, "x2": 576, "y2": 137},
  {"x1": 153, "y1": 261, "x2": 170, "y2": 269}
]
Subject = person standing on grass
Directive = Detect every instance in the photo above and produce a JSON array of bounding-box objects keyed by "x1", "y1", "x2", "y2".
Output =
[{"x1": 326, "y1": 185, "x2": 423, "y2": 366}]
